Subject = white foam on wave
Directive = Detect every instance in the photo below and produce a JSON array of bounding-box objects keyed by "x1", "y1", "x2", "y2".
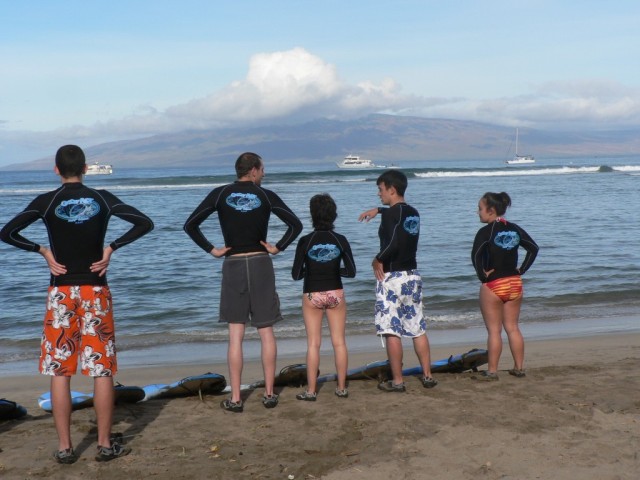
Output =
[
  {"x1": 290, "y1": 177, "x2": 369, "y2": 184},
  {"x1": 96, "y1": 183, "x2": 226, "y2": 191},
  {"x1": 0, "y1": 187, "x2": 51, "y2": 194},
  {"x1": 0, "y1": 183, "x2": 228, "y2": 195},
  {"x1": 426, "y1": 312, "x2": 480, "y2": 325},
  {"x1": 415, "y1": 166, "x2": 601, "y2": 178},
  {"x1": 612, "y1": 165, "x2": 640, "y2": 172}
]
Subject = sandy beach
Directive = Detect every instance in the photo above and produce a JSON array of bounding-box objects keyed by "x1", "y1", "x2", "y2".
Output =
[{"x1": 1, "y1": 332, "x2": 639, "y2": 479}]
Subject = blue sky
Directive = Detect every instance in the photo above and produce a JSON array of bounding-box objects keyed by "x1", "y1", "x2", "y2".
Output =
[{"x1": 1, "y1": 1, "x2": 639, "y2": 166}]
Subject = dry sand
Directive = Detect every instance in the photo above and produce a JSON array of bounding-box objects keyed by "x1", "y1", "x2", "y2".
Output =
[{"x1": 1, "y1": 332, "x2": 639, "y2": 479}]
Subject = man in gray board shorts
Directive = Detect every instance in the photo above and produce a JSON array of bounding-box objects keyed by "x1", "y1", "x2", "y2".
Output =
[{"x1": 184, "y1": 152, "x2": 302, "y2": 412}]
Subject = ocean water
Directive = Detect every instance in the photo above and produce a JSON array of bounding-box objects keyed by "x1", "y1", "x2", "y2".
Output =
[{"x1": 2, "y1": 156, "x2": 640, "y2": 373}]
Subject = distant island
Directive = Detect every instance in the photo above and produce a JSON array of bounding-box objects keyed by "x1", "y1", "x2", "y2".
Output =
[{"x1": 4, "y1": 114, "x2": 640, "y2": 170}]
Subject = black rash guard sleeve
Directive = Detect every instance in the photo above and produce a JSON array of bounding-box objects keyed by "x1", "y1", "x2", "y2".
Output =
[
  {"x1": 99, "y1": 191, "x2": 154, "y2": 251},
  {"x1": 0, "y1": 207, "x2": 43, "y2": 252},
  {"x1": 267, "y1": 190, "x2": 303, "y2": 252}
]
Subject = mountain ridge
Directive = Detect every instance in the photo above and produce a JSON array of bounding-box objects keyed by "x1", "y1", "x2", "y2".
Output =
[{"x1": 5, "y1": 114, "x2": 640, "y2": 170}]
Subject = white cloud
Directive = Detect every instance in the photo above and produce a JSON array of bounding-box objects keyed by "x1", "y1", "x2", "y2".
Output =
[
  {"x1": 408, "y1": 80, "x2": 640, "y2": 130},
  {"x1": 163, "y1": 47, "x2": 421, "y2": 126},
  {"x1": 42, "y1": 47, "x2": 424, "y2": 138}
]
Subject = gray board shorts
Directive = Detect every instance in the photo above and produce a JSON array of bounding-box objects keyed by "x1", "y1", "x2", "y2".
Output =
[{"x1": 220, "y1": 253, "x2": 283, "y2": 328}]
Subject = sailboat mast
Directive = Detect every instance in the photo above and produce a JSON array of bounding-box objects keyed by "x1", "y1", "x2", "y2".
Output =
[{"x1": 515, "y1": 128, "x2": 519, "y2": 156}]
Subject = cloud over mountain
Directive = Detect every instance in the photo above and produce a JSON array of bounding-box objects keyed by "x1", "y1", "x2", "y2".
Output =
[{"x1": 2, "y1": 48, "x2": 640, "y2": 166}]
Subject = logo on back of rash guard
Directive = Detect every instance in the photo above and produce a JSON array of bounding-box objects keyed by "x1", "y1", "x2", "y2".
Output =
[
  {"x1": 403, "y1": 216, "x2": 420, "y2": 235},
  {"x1": 55, "y1": 198, "x2": 100, "y2": 224},
  {"x1": 308, "y1": 244, "x2": 340, "y2": 263},
  {"x1": 494, "y1": 231, "x2": 520, "y2": 250},
  {"x1": 226, "y1": 193, "x2": 262, "y2": 212}
]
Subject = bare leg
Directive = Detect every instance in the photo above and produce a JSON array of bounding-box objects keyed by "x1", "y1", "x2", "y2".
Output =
[
  {"x1": 228, "y1": 323, "x2": 245, "y2": 403},
  {"x1": 503, "y1": 297, "x2": 525, "y2": 370},
  {"x1": 384, "y1": 335, "x2": 404, "y2": 385},
  {"x1": 258, "y1": 325, "x2": 277, "y2": 397},
  {"x1": 93, "y1": 376, "x2": 115, "y2": 447},
  {"x1": 326, "y1": 300, "x2": 348, "y2": 391},
  {"x1": 412, "y1": 334, "x2": 433, "y2": 377},
  {"x1": 302, "y1": 296, "x2": 324, "y2": 394},
  {"x1": 479, "y1": 284, "x2": 504, "y2": 373},
  {"x1": 51, "y1": 376, "x2": 73, "y2": 451}
]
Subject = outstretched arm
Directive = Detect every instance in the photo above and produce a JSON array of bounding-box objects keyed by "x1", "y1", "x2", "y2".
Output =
[{"x1": 358, "y1": 207, "x2": 380, "y2": 223}]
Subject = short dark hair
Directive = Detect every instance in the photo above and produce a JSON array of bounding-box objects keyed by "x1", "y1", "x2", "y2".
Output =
[
  {"x1": 376, "y1": 169, "x2": 407, "y2": 196},
  {"x1": 55, "y1": 145, "x2": 86, "y2": 178},
  {"x1": 481, "y1": 192, "x2": 512, "y2": 216},
  {"x1": 235, "y1": 152, "x2": 262, "y2": 178},
  {"x1": 309, "y1": 193, "x2": 337, "y2": 230}
]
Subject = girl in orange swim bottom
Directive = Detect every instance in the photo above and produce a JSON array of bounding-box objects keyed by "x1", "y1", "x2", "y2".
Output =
[{"x1": 485, "y1": 275, "x2": 523, "y2": 303}]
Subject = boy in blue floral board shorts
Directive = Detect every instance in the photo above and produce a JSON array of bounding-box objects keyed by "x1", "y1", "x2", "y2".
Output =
[{"x1": 358, "y1": 170, "x2": 437, "y2": 392}]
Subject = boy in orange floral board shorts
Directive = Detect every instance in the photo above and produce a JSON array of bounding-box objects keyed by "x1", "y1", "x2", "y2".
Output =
[{"x1": 0, "y1": 145, "x2": 153, "y2": 464}]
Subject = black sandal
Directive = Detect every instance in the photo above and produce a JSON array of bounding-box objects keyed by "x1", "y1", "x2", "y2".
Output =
[
  {"x1": 262, "y1": 394, "x2": 279, "y2": 409},
  {"x1": 53, "y1": 448, "x2": 78, "y2": 464},
  {"x1": 220, "y1": 398, "x2": 244, "y2": 413}
]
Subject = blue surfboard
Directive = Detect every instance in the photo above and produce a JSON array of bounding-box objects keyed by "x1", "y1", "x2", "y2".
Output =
[
  {"x1": 317, "y1": 348, "x2": 489, "y2": 384},
  {"x1": 142, "y1": 373, "x2": 227, "y2": 401},
  {"x1": 38, "y1": 384, "x2": 145, "y2": 412},
  {"x1": 0, "y1": 398, "x2": 28, "y2": 420},
  {"x1": 402, "y1": 348, "x2": 489, "y2": 375}
]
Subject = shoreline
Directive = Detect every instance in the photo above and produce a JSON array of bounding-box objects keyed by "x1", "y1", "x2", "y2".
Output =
[
  {"x1": 1, "y1": 313, "x2": 638, "y2": 378},
  {"x1": 2, "y1": 324, "x2": 639, "y2": 393},
  {"x1": 1, "y1": 330, "x2": 639, "y2": 479}
]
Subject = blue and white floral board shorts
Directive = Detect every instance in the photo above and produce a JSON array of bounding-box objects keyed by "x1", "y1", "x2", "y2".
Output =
[{"x1": 375, "y1": 270, "x2": 426, "y2": 338}]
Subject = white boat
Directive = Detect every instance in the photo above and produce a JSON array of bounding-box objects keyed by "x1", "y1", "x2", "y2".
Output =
[
  {"x1": 506, "y1": 128, "x2": 535, "y2": 165},
  {"x1": 86, "y1": 162, "x2": 113, "y2": 175},
  {"x1": 336, "y1": 155, "x2": 379, "y2": 169}
]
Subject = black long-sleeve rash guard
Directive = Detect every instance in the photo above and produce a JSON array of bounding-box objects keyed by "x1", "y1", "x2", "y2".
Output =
[
  {"x1": 471, "y1": 219, "x2": 539, "y2": 283},
  {"x1": 376, "y1": 202, "x2": 420, "y2": 273},
  {"x1": 291, "y1": 229, "x2": 356, "y2": 293},
  {"x1": 183, "y1": 181, "x2": 302, "y2": 255},
  {"x1": 0, "y1": 182, "x2": 154, "y2": 286}
]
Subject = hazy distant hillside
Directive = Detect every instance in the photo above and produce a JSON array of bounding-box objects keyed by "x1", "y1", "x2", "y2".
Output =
[{"x1": 6, "y1": 114, "x2": 640, "y2": 170}]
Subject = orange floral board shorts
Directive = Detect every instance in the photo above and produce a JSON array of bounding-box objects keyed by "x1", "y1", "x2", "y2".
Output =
[
  {"x1": 485, "y1": 275, "x2": 523, "y2": 303},
  {"x1": 40, "y1": 285, "x2": 117, "y2": 377}
]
